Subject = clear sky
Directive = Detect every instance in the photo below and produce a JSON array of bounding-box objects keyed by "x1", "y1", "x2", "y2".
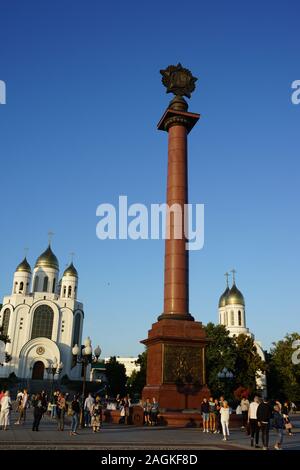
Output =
[{"x1": 0, "y1": 0, "x2": 299, "y2": 357}]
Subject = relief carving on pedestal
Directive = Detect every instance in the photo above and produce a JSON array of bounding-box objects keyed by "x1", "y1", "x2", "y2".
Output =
[{"x1": 163, "y1": 344, "x2": 203, "y2": 384}]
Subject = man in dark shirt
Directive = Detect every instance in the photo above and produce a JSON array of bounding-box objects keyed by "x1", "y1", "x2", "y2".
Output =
[{"x1": 257, "y1": 398, "x2": 273, "y2": 450}]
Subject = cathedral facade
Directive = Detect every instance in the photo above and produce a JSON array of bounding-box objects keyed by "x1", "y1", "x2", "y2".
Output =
[
  {"x1": 0, "y1": 244, "x2": 84, "y2": 380},
  {"x1": 218, "y1": 272, "x2": 267, "y2": 395}
]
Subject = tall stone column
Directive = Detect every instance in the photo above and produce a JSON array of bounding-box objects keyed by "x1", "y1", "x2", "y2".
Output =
[{"x1": 141, "y1": 64, "x2": 209, "y2": 411}]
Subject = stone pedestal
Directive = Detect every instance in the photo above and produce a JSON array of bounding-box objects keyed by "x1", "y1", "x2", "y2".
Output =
[{"x1": 142, "y1": 318, "x2": 209, "y2": 410}]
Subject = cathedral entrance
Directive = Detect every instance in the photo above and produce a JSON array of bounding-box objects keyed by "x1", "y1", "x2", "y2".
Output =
[{"x1": 32, "y1": 361, "x2": 44, "y2": 380}]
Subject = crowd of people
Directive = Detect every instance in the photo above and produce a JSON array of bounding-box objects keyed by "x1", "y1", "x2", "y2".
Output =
[
  {"x1": 0, "y1": 386, "x2": 296, "y2": 449},
  {"x1": 200, "y1": 395, "x2": 295, "y2": 450}
]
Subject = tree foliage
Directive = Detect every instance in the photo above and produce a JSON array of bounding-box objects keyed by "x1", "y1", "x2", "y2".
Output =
[
  {"x1": 267, "y1": 332, "x2": 300, "y2": 402},
  {"x1": 126, "y1": 351, "x2": 147, "y2": 397},
  {"x1": 205, "y1": 323, "x2": 265, "y2": 397},
  {"x1": 205, "y1": 323, "x2": 237, "y2": 396},
  {"x1": 105, "y1": 356, "x2": 127, "y2": 397}
]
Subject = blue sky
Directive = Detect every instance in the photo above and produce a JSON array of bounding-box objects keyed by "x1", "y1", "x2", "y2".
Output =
[{"x1": 0, "y1": 0, "x2": 299, "y2": 357}]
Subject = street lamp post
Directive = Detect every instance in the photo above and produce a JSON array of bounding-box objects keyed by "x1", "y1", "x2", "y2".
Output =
[
  {"x1": 217, "y1": 367, "x2": 234, "y2": 398},
  {"x1": 46, "y1": 358, "x2": 63, "y2": 401},
  {"x1": 72, "y1": 337, "x2": 101, "y2": 428}
]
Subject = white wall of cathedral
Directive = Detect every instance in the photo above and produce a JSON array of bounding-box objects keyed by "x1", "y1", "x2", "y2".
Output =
[
  {"x1": 60, "y1": 276, "x2": 78, "y2": 300},
  {"x1": 219, "y1": 304, "x2": 248, "y2": 334},
  {"x1": 0, "y1": 290, "x2": 84, "y2": 380},
  {"x1": 32, "y1": 267, "x2": 59, "y2": 294},
  {"x1": 12, "y1": 271, "x2": 31, "y2": 295}
]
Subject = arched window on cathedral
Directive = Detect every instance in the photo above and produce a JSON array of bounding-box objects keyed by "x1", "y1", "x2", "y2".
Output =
[
  {"x1": 63, "y1": 286, "x2": 66, "y2": 297},
  {"x1": 43, "y1": 276, "x2": 48, "y2": 292},
  {"x1": 14, "y1": 282, "x2": 18, "y2": 293},
  {"x1": 224, "y1": 311, "x2": 228, "y2": 326},
  {"x1": 238, "y1": 310, "x2": 242, "y2": 326},
  {"x1": 231, "y1": 310, "x2": 234, "y2": 326},
  {"x1": 31, "y1": 305, "x2": 54, "y2": 340},
  {"x1": 68, "y1": 286, "x2": 72, "y2": 298},
  {"x1": 52, "y1": 278, "x2": 56, "y2": 293},
  {"x1": 2, "y1": 308, "x2": 11, "y2": 336},
  {"x1": 19, "y1": 282, "x2": 24, "y2": 293},
  {"x1": 73, "y1": 313, "x2": 81, "y2": 346},
  {"x1": 33, "y1": 276, "x2": 39, "y2": 292}
]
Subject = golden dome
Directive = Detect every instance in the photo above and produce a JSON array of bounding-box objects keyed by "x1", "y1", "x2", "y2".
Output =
[
  {"x1": 35, "y1": 245, "x2": 59, "y2": 270},
  {"x1": 16, "y1": 257, "x2": 31, "y2": 273},
  {"x1": 225, "y1": 283, "x2": 245, "y2": 306},
  {"x1": 218, "y1": 286, "x2": 230, "y2": 308},
  {"x1": 63, "y1": 262, "x2": 78, "y2": 278}
]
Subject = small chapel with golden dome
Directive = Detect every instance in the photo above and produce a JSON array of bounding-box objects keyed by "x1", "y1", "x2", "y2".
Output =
[
  {"x1": 218, "y1": 269, "x2": 267, "y2": 394},
  {"x1": 0, "y1": 243, "x2": 84, "y2": 380}
]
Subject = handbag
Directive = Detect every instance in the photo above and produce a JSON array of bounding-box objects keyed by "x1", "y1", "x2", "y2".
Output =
[{"x1": 285, "y1": 421, "x2": 292, "y2": 430}]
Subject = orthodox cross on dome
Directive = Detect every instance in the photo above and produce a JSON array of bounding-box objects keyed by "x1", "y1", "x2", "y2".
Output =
[
  {"x1": 24, "y1": 247, "x2": 29, "y2": 257},
  {"x1": 48, "y1": 231, "x2": 54, "y2": 244},
  {"x1": 231, "y1": 269, "x2": 236, "y2": 284},
  {"x1": 224, "y1": 272, "x2": 230, "y2": 287},
  {"x1": 70, "y1": 252, "x2": 75, "y2": 263}
]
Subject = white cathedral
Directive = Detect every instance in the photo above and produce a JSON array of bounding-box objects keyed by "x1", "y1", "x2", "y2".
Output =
[
  {"x1": 0, "y1": 244, "x2": 84, "y2": 381},
  {"x1": 218, "y1": 271, "x2": 267, "y2": 394}
]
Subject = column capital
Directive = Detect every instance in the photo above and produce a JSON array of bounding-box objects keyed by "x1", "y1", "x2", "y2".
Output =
[{"x1": 157, "y1": 108, "x2": 200, "y2": 134}]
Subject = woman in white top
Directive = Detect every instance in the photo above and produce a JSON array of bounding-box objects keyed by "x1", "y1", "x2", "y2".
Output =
[
  {"x1": 0, "y1": 391, "x2": 12, "y2": 430},
  {"x1": 220, "y1": 400, "x2": 230, "y2": 441}
]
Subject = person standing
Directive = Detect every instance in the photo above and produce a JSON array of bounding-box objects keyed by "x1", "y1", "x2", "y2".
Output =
[
  {"x1": 70, "y1": 395, "x2": 80, "y2": 436},
  {"x1": 150, "y1": 397, "x2": 159, "y2": 426},
  {"x1": 56, "y1": 392, "x2": 66, "y2": 431},
  {"x1": 240, "y1": 396, "x2": 250, "y2": 429},
  {"x1": 91, "y1": 396, "x2": 102, "y2": 433},
  {"x1": 15, "y1": 389, "x2": 28, "y2": 425},
  {"x1": 0, "y1": 391, "x2": 12, "y2": 430},
  {"x1": 201, "y1": 398, "x2": 210, "y2": 433},
  {"x1": 273, "y1": 404, "x2": 285, "y2": 450},
  {"x1": 282, "y1": 400, "x2": 293, "y2": 436},
  {"x1": 32, "y1": 393, "x2": 46, "y2": 431},
  {"x1": 257, "y1": 397, "x2": 272, "y2": 450},
  {"x1": 214, "y1": 399, "x2": 222, "y2": 433},
  {"x1": 248, "y1": 396, "x2": 260, "y2": 448},
  {"x1": 143, "y1": 398, "x2": 152, "y2": 425},
  {"x1": 220, "y1": 400, "x2": 230, "y2": 441},
  {"x1": 84, "y1": 393, "x2": 94, "y2": 427},
  {"x1": 208, "y1": 397, "x2": 216, "y2": 433}
]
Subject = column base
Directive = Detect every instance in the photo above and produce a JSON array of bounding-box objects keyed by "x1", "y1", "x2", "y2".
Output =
[{"x1": 141, "y1": 318, "x2": 209, "y2": 411}]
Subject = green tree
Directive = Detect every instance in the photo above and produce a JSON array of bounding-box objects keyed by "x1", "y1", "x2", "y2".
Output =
[
  {"x1": 267, "y1": 333, "x2": 300, "y2": 402},
  {"x1": 204, "y1": 323, "x2": 237, "y2": 396},
  {"x1": 105, "y1": 356, "x2": 127, "y2": 397},
  {"x1": 233, "y1": 334, "x2": 265, "y2": 392},
  {"x1": 126, "y1": 351, "x2": 147, "y2": 397}
]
